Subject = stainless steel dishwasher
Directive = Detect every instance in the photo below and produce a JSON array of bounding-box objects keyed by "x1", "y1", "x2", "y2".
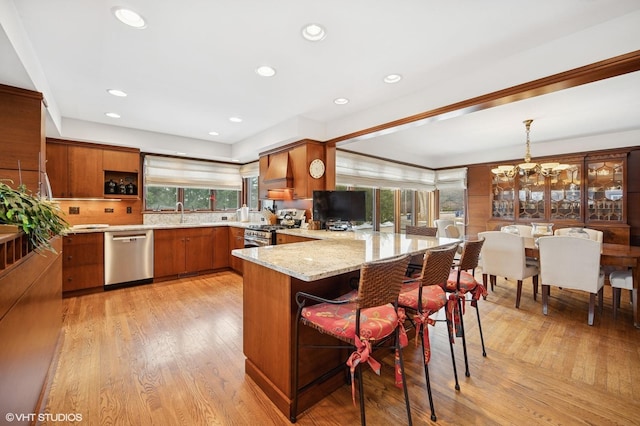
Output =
[{"x1": 104, "y1": 229, "x2": 154, "y2": 288}]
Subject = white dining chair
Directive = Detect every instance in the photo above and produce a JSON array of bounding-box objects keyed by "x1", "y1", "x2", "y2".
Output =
[
  {"x1": 500, "y1": 224, "x2": 533, "y2": 238},
  {"x1": 554, "y1": 227, "x2": 603, "y2": 242},
  {"x1": 478, "y1": 231, "x2": 539, "y2": 308},
  {"x1": 537, "y1": 236, "x2": 604, "y2": 325},
  {"x1": 609, "y1": 270, "x2": 635, "y2": 319},
  {"x1": 434, "y1": 219, "x2": 455, "y2": 238}
]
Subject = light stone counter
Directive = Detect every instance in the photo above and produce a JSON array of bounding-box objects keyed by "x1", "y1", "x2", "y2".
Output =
[
  {"x1": 64, "y1": 221, "x2": 262, "y2": 234},
  {"x1": 232, "y1": 230, "x2": 460, "y2": 281}
]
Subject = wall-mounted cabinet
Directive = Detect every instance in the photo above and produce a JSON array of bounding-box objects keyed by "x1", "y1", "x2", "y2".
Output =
[
  {"x1": 47, "y1": 138, "x2": 140, "y2": 199},
  {"x1": 0, "y1": 84, "x2": 44, "y2": 194},
  {"x1": 47, "y1": 142, "x2": 104, "y2": 198}
]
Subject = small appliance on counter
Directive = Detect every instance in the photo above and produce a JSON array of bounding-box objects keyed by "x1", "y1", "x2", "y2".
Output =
[
  {"x1": 276, "y1": 209, "x2": 305, "y2": 228},
  {"x1": 238, "y1": 204, "x2": 250, "y2": 222}
]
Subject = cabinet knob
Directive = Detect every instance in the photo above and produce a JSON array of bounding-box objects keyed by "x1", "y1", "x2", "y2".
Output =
[
  {"x1": 67, "y1": 277, "x2": 72, "y2": 281},
  {"x1": 67, "y1": 255, "x2": 73, "y2": 260}
]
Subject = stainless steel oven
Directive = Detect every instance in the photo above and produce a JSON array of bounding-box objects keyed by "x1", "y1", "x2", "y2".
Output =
[{"x1": 244, "y1": 226, "x2": 279, "y2": 247}]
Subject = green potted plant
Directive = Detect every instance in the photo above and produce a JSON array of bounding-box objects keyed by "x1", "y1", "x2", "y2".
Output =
[{"x1": 0, "y1": 180, "x2": 68, "y2": 253}]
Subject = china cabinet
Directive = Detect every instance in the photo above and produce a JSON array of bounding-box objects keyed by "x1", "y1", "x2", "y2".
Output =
[
  {"x1": 488, "y1": 152, "x2": 629, "y2": 243},
  {"x1": 491, "y1": 160, "x2": 584, "y2": 223}
]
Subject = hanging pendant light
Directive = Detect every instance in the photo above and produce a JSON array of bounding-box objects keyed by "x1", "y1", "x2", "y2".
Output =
[{"x1": 492, "y1": 119, "x2": 570, "y2": 178}]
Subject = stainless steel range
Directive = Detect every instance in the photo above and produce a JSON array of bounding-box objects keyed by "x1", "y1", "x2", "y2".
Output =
[{"x1": 244, "y1": 225, "x2": 283, "y2": 247}]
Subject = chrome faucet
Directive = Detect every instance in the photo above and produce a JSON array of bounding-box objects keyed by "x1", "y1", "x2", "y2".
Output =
[{"x1": 176, "y1": 201, "x2": 185, "y2": 223}]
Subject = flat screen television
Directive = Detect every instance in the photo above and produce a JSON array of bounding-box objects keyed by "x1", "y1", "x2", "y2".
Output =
[{"x1": 313, "y1": 190, "x2": 366, "y2": 227}]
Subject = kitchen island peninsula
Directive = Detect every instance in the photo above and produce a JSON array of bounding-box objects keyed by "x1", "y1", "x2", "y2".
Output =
[{"x1": 232, "y1": 230, "x2": 460, "y2": 418}]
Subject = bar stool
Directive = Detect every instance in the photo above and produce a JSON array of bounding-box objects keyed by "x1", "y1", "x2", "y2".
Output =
[
  {"x1": 398, "y1": 244, "x2": 459, "y2": 421},
  {"x1": 291, "y1": 254, "x2": 412, "y2": 425}
]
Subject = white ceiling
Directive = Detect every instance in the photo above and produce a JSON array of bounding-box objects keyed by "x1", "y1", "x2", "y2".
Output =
[{"x1": 1, "y1": 0, "x2": 640, "y2": 168}]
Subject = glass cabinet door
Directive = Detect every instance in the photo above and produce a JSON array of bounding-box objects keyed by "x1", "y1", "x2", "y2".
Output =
[
  {"x1": 587, "y1": 159, "x2": 624, "y2": 222},
  {"x1": 550, "y1": 164, "x2": 582, "y2": 221},
  {"x1": 518, "y1": 171, "x2": 545, "y2": 220},
  {"x1": 491, "y1": 173, "x2": 515, "y2": 220}
]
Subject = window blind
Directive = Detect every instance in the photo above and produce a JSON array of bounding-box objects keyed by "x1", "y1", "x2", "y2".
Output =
[
  {"x1": 239, "y1": 161, "x2": 259, "y2": 178},
  {"x1": 336, "y1": 150, "x2": 436, "y2": 190},
  {"x1": 144, "y1": 155, "x2": 242, "y2": 190},
  {"x1": 435, "y1": 167, "x2": 467, "y2": 190}
]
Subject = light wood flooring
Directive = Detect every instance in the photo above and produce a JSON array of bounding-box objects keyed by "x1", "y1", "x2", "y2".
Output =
[{"x1": 41, "y1": 270, "x2": 640, "y2": 425}]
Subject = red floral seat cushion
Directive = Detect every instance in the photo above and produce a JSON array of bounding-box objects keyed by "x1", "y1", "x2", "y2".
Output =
[
  {"x1": 445, "y1": 270, "x2": 478, "y2": 292},
  {"x1": 398, "y1": 283, "x2": 446, "y2": 313},
  {"x1": 445, "y1": 270, "x2": 488, "y2": 307},
  {"x1": 301, "y1": 301, "x2": 399, "y2": 343}
]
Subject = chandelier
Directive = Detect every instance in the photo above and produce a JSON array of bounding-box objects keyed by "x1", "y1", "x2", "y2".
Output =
[{"x1": 491, "y1": 119, "x2": 570, "y2": 178}]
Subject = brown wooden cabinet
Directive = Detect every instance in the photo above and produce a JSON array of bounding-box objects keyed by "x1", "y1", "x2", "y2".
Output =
[
  {"x1": 213, "y1": 227, "x2": 229, "y2": 269},
  {"x1": 47, "y1": 139, "x2": 141, "y2": 199},
  {"x1": 0, "y1": 238, "x2": 61, "y2": 420},
  {"x1": 153, "y1": 229, "x2": 185, "y2": 278},
  {"x1": 259, "y1": 139, "x2": 326, "y2": 200},
  {"x1": 103, "y1": 149, "x2": 140, "y2": 172},
  {"x1": 47, "y1": 142, "x2": 104, "y2": 198},
  {"x1": 289, "y1": 141, "x2": 326, "y2": 199},
  {"x1": 0, "y1": 84, "x2": 44, "y2": 193},
  {"x1": 228, "y1": 227, "x2": 245, "y2": 274},
  {"x1": 62, "y1": 233, "x2": 104, "y2": 293},
  {"x1": 154, "y1": 227, "x2": 219, "y2": 279},
  {"x1": 276, "y1": 233, "x2": 315, "y2": 245},
  {"x1": 185, "y1": 227, "x2": 215, "y2": 272}
]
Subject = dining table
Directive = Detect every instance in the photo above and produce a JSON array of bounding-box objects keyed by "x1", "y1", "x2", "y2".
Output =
[{"x1": 525, "y1": 240, "x2": 640, "y2": 328}]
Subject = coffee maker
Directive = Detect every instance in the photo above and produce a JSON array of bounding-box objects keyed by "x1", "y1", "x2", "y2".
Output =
[{"x1": 275, "y1": 209, "x2": 306, "y2": 228}]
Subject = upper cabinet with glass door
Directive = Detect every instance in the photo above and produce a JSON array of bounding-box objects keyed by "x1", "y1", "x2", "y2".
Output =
[
  {"x1": 586, "y1": 156, "x2": 625, "y2": 223},
  {"x1": 549, "y1": 163, "x2": 582, "y2": 221},
  {"x1": 491, "y1": 171, "x2": 515, "y2": 220},
  {"x1": 490, "y1": 159, "x2": 584, "y2": 223},
  {"x1": 518, "y1": 170, "x2": 546, "y2": 220}
]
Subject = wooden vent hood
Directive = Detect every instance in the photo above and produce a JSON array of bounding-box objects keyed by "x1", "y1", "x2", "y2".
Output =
[{"x1": 263, "y1": 151, "x2": 293, "y2": 189}]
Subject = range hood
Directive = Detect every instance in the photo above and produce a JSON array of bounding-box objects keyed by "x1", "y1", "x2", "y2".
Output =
[{"x1": 263, "y1": 151, "x2": 293, "y2": 189}]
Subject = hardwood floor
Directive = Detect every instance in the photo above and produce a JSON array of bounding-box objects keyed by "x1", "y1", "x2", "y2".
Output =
[{"x1": 42, "y1": 270, "x2": 640, "y2": 425}]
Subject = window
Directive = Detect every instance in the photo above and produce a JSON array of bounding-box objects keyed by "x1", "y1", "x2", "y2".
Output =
[
  {"x1": 438, "y1": 187, "x2": 465, "y2": 223},
  {"x1": 379, "y1": 188, "x2": 396, "y2": 233},
  {"x1": 146, "y1": 187, "x2": 178, "y2": 211},
  {"x1": 184, "y1": 188, "x2": 212, "y2": 211},
  {"x1": 212, "y1": 189, "x2": 240, "y2": 211},
  {"x1": 335, "y1": 151, "x2": 467, "y2": 232},
  {"x1": 245, "y1": 176, "x2": 259, "y2": 210},
  {"x1": 240, "y1": 161, "x2": 259, "y2": 210}
]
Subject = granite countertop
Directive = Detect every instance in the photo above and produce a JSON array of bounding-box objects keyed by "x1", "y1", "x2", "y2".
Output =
[
  {"x1": 232, "y1": 230, "x2": 460, "y2": 281},
  {"x1": 64, "y1": 221, "x2": 261, "y2": 234}
]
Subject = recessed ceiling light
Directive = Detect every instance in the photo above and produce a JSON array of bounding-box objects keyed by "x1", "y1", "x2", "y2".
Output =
[
  {"x1": 301, "y1": 23, "x2": 326, "y2": 41},
  {"x1": 229, "y1": 117, "x2": 243, "y2": 123},
  {"x1": 383, "y1": 74, "x2": 403, "y2": 84},
  {"x1": 107, "y1": 89, "x2": 128, "y2": 97},
  {"x1": 112, "y1": 7, "x2": 147, "y2": 29},
  {"x1": 333, "y1": 98, "x2": 349, "y2": 105},
  {"x1": 255, "y1": 66, "x2": 276, "y2": 77},
  {"x1": 208, "y1": 131, "x2": 219, "y2": 136},
  {"x1": 175, "y1": 152, "x2": 187, "y2": 156},
  {"x1": 105, "y1": 112, "x2": 121, "y2": 118}
]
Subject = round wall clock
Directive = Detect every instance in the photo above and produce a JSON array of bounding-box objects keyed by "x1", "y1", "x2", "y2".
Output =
[{"x1": 309, "y1": 158, "x2": 325, "y2": 179}]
